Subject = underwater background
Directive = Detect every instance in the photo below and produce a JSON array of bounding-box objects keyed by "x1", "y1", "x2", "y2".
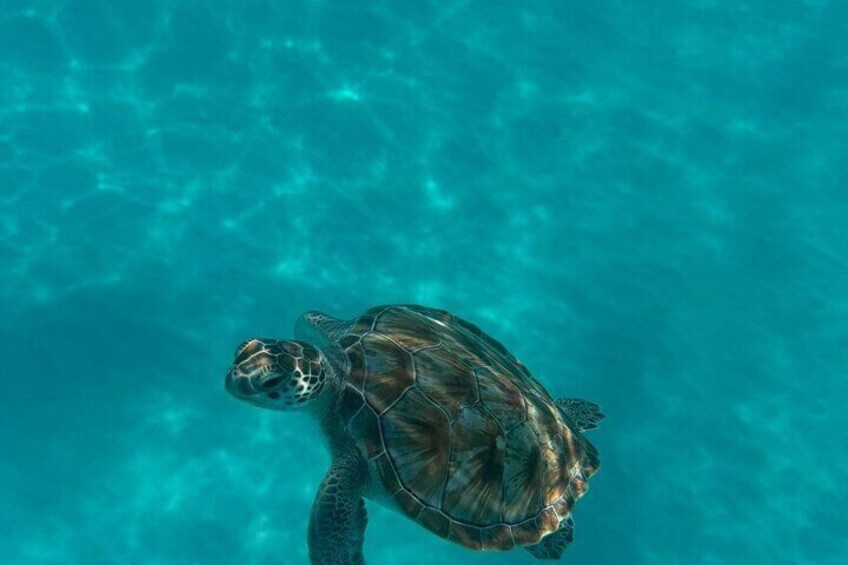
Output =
[{"x1": 2, "y1": 0, "x2": 846, "y2": 563}]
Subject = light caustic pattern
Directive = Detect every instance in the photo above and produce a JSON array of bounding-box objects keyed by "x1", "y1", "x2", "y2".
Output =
[{"x1": 1, "y1": 1, "x2": 847, "y2": 564}]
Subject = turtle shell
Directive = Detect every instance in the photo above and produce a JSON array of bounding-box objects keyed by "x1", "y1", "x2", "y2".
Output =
[{"x1": 334, "y1": 305, "x2": 599, "y2": 551}]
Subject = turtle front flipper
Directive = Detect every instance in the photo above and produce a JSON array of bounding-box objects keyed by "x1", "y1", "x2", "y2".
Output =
[
  {"x1": 309, "y1": 451, "x2": 369, "y2": 565},
  {"x1": 555, "y1": 398, "x2": 604, "y2": 432},
  {"x1": 525, "y1": 516, "x2": 575, "y2": 560}
]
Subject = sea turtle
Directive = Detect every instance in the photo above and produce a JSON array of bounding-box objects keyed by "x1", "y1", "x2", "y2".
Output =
[{"x1": 226, "y1": 305, "x2": 602, "y2": 564}]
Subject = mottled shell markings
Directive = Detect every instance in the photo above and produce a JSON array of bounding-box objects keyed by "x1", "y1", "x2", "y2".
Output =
[{"x1": 340, "y1": 305, "x2": 601, "y2": 550}]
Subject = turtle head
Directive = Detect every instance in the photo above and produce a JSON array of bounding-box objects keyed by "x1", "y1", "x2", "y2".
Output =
[{"x1": 225, "y1": 338, "x2": 329, "y2": 411}]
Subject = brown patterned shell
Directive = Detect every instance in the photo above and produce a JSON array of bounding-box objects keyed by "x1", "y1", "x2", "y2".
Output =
[{"x1": 334, "y1": 305, "x2": 599, "y2": 551}]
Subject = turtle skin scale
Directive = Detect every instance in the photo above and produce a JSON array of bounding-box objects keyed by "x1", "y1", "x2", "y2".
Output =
[{"x1": 333, "y1": 305, "x2": 600, "y2": 551}]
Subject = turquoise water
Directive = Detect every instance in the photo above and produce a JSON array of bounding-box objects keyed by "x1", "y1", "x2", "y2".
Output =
[{"x1": 2, "y1": 1, "x2": 847, "y2": 563}]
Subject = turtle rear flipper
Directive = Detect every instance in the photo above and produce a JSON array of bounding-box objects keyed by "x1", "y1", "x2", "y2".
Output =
[
  {"x1": 525, "y1": 516, "x2": 574, "y2": 560},
  {"x1": 555, "y1": 398, "x2": 604, "y2": 432}
]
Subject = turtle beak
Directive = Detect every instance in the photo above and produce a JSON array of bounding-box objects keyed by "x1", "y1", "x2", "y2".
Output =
[
  {"x1": 225, "y1": 365, "x2": 257, "y2": 398},
  {"x1": 226, "y1": 338, "x2": 270, "y2": 398}
]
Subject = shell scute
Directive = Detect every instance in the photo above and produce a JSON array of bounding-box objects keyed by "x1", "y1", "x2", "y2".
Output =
[
  {"x1": 510, "y1": 518, "x2": 543, "y2": 546},
  {"x1": 582, "y1": 439, "x2": 601, "y2": 478},
  {"x1": 535, "y1": 507, "x2": 560, "y2": 537},
  {"x1": 417, "y1": 507, "x2": 451, "y2": 538},
  {"x1": 502, "y1": 421, "x2": 544, "y2": 523},
  {"x1": 397, "y1": 304, "x2": 453, "y2": 324},
  {"x1": 338, "y1": 334, "x2": 359, "y2": 349},
  {"x1": 382, "y1": 387, "x2": 449, "y2": 508},
  {"x1": 345, "y1": 341, "x2": 367, "y2": 391},
  {"x1": 442, "y1": 318, "x2": 522, "y2": 377},
  {"x1": 476, "y1": 366, "x2": 526, "y2": 431},
  {"x1": 448, "y1": 522, "x2": 484, "y2": 551},
  {"x1": 361, "y1": 332, "x2": 414, "y2": 413},
  {"x1": 481, "y1": 524, "x2": 515, "y2": 551},
  {"x1": 349, "y1": 405, "x2": 383, "y2": 458},
  {"x1": 349, "y1": 313, "x2": 377, "y2": 335},
  {"x1": 373, "y1": 306, "x2": 441, "y2": 350},
  {"x1": 395, "y1": 488, "x2": 424, "y2": 518},
  {"x1": 553, "y1": 497, "x2": 572, "y2": 519},
  {"x1": 415, "y1": 346, "x2": 478, "y2": 421},
  {"x1": 442, "y1": 405, "x2": 504, "y2": 525}
]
